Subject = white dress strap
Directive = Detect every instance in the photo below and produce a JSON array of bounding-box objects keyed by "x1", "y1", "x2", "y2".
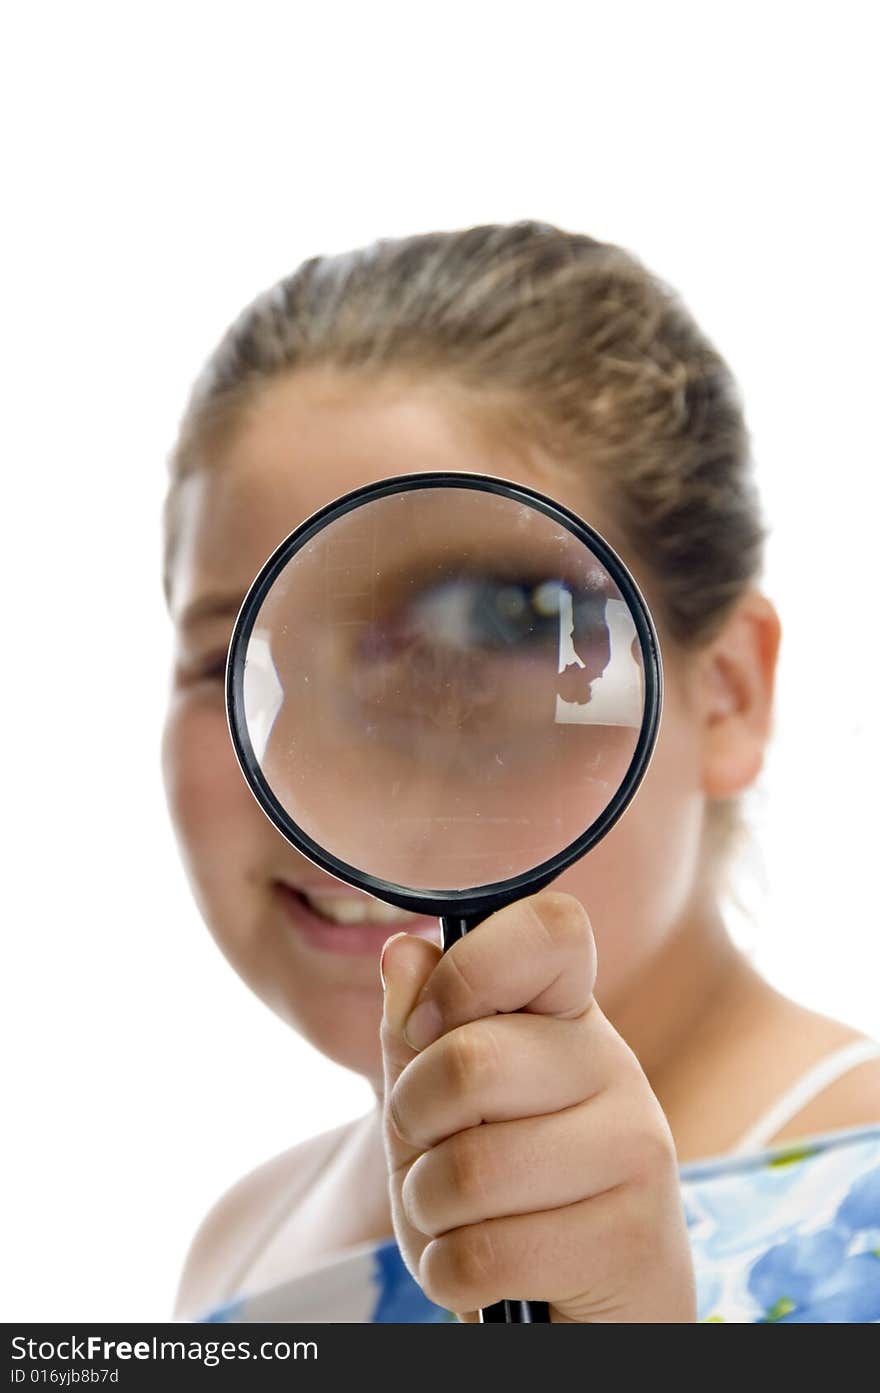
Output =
[{"x1": 730, "y1": 1038, "x2": 880, "y2": 1155}]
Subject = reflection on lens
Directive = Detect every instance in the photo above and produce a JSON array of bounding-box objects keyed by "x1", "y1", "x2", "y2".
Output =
[{"x1": 239, "y1": 487, "x2": 649, "y2": 892}]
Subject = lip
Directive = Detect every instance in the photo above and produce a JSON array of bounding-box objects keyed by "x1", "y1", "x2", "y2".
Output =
[{"x1": 273, "y1": 882, "x2": 440, "y2": 955}]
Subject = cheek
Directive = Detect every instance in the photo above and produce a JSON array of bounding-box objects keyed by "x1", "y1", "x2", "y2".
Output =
[
  {"x1": 553, "y1": 691, "x2": 704, "y2": 992},
  {"x1": 161, "y1": 691, "x2": 254, "y2": 887}
]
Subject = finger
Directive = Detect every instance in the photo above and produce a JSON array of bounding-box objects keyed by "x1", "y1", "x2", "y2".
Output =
[
  {"x1": 418, "y1": 1179, "x2": 689, "y2": 1320},
  {"x1": 379, "y1": 930, "x2": 442, "y2": 1178},
  {"x1": 389, "y1": 1004, "x2": 637, "y2": 1149},
  {"x1": 401, "y1": 1086, "x2": 669, "y2": 1236},
  {"x1": 402, "y1": 891, "x2": 596, "y2": 1053}
]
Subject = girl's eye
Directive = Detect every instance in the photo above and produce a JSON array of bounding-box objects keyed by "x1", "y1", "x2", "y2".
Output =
[
  {"x1": 190, "y1": 652, "x2": 228, "y2": 683},
  {"x1": 371, "y1": 575, "x2": 610, "y2": 655}
]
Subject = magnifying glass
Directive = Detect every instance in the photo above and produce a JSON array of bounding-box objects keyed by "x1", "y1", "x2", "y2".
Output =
[{"x1": 226, "y1": 471, "x2": 663, "y2": 1325}]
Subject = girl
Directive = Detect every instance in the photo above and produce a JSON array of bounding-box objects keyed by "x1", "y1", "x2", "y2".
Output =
[{"x1": 161, "y1": 221, "x2": 880, "y2": 1323}]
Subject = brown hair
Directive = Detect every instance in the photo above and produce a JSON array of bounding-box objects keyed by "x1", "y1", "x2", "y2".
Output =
[{"x1": 163, "y1": 219, "x2": 770, "y2": 900}]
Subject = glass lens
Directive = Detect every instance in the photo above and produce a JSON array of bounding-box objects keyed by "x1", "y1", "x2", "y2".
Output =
[{"x1": 240, "y1": 487, "x2": 646, "y2": 891}]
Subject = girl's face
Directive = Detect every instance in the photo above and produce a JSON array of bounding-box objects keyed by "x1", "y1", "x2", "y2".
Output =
[{"x1": 162, "y1": 368, "x2": 710, "y2": 1093}]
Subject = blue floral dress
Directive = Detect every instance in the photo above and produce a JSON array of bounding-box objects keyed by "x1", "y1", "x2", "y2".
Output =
[{"x1": 199, "y1": 1123, "x2": 880, "y2": 1324}]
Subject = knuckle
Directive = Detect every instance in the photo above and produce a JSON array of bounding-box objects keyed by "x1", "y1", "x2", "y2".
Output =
[
  {"x1": 615, "y1": 1036, "x2": 649, "y2": 1084},
  {"x1": 436, "y1": 944, "x2": 483, "y2": 1018},
  {"x1": 625, "y1": 1108, "x2": 678, "y2": 1184},
  {"x1": 444, "y1": 1022, "x2": 503, "y2": 1096},
  {"x1": 592, "y1": 1031, "x2": 651, "y2": 1099},
  {"x1": 379, "y1": 1017, "x2": 395, "y2": 1054},
  {"x1": 388, "y1": 1079, "x2": 417, "y2": 1146},
  {"x1": 531, "y1": 891, "x2": 592, "y2": 953},
  {"x1": 451, "y1": 1226, "x2": 498, "y2": 1291},
  {"x1": 604, "y1": 1186, "x2": 654, "y2": 1271},
  {"x1": 447, "y1": 1129, "x2": 493, "y2": 1208},
  {"x1": 421, "y1": 1226, "x2": 498, "y2": 1308},
  {"x1": 400, "y1": 1155, "x2": 432, "y2": 1233}
]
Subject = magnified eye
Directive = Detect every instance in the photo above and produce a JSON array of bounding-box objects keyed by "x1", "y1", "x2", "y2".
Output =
[
  {"x1": 422, "y1": 576, "x2": 545, "y2": 650},
  {"x1": 358, "y1": 573, "x2": 611, "y2": 659}
]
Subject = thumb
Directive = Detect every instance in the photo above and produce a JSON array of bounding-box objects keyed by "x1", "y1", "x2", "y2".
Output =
[{"x1": 379, "y1": 930, "x2": 442, "y2": 1173}]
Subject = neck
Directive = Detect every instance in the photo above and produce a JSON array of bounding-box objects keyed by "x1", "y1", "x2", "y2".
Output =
[{"x1": 600, "y1": 890, "x2": 771, "y2": 1146}]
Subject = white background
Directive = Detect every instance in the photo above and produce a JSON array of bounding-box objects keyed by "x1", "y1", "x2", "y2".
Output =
[{"x1": 2, "y1": 2, "x2": 877, "y2": 1321}]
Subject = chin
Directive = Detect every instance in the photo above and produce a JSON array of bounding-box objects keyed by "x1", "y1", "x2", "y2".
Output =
[
  {"x1": 259, "y1": 980, "x2": 385, "y2": 1082},
  {"x1": 302, "y1": 1015, "x2": 384, "y2": 1083}
]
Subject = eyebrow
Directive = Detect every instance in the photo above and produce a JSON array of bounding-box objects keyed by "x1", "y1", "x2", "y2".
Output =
[{"x1": 177, "y1": 593, "x2": 246, "y2": 631}]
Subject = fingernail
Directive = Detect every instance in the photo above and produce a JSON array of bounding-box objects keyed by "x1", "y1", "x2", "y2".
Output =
[
  {"x1": 379, "y1": 932, "x2": 409, "y2": 991},
  {"x1": 403, "y1": 998, "x2": 443, "y2": 1051}
]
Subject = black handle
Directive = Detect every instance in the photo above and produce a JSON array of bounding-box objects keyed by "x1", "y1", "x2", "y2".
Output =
[{"x1": 439, "y1": 912, "x2": 551, "y2": 1326}]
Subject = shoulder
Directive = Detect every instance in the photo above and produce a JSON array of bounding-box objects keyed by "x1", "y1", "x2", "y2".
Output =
[
  {"x1": 760, "y1": 1004, "x2": 880, "y2": 1147},
  {"x1": 780, "y1": 1047, "x2": 880, "y2": 1139},
  {"x1": 172, "y1": 1117, "x2": 356, "y2": 1320}
]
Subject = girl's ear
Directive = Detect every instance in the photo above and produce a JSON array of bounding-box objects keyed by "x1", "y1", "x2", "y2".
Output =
[{"x1": 696, "y1": 590, "x2": 782, "y2": 799}]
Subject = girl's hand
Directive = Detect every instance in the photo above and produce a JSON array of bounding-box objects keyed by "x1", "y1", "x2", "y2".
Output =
[{"x1": 379, "y1": 891, "x2": 697, "y2": 1323}]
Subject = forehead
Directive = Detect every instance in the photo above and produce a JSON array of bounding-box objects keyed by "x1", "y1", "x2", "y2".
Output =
[{"x1": 168, "y1": 369, "x2": 625, "y2": 625}]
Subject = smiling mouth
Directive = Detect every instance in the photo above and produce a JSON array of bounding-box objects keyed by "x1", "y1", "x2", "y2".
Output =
[
  {"x1": 272, "y1": 881, "x2": 440, "y2": 954},
  {"x1": 273, "y1": 880, "x2": 427, "y2": 927},
  {"x1": 297, "y1": 888, "x2": 426, "y2": 926}
]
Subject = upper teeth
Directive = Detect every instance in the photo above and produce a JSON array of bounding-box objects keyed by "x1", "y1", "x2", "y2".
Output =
[{"x1": 302, "y1": 892, "x2": 422, "y2": 926}]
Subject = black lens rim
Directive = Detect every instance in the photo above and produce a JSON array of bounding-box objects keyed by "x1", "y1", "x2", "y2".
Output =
[{"x1": 226, "y1": 471, "x2": 663, "y2": 918}]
